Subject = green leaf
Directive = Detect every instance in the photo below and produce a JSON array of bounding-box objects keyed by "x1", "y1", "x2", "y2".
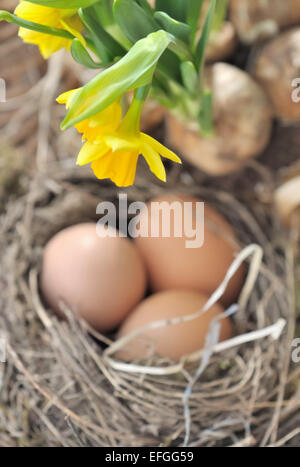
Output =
[
  {"x1": 92, "y1": 0, "x2": 114, "y2": 28},
  {"x1": 79, "y1": 7, "x2": 125, "y2": 62},
  {"x1": 61, "y1": 30, "x2": 172, "y2": 129},
  {"x1": 135, "y1": 0, "x2": 154, "y2": 15},
  {"x1": 157, "y1": 49, "x2": 183, "y2": 83},
  {"x1": 195, "y1": 0, "x2": 216, "y2": 71},
  {"x1": 198, "y1": 88, "x2": 214, "y2": 136},
  {"x1": 212, "y1": 0, "x2": 228, "y2": 32},
  {"x1": 187, "y1": 0, "x2": 204, "y2": 46},
  {"x1": 155, "y1": 0, "x2": 187, "y2": 22},
  {"x1": 113, "y1": 1, "x2": 184, "y2": 82},
  {"x1": 24, "y1": 0, "x2": 99, "y2": 7},
  {"x1": 113, "y1": 0, "x2": 159, "y2": 43},
  {"x1": 154, "y1": 11, "x2": 190, "y2": 43},
  {"x1": 71, "y1": 39, "x2": 104, "y2": 68},
  {"x1": 180, "y1": 61, "x2": 198, "y2": 94}
]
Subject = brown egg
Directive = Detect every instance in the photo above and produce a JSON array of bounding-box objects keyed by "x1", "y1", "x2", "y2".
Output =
[
  {"x1": 117, "y1": 290, "x2": 233, "y2": 362},
  {"x1": 134, "y1": 194, "x2": 245, "y2": 306},
  {"x1": 41, "y1": 223, "x2": 147, "y2": 332}
]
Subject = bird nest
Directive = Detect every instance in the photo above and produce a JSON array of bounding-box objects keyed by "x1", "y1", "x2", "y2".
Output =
[{"x1": 0, "y1": 163, "x2": 298, "y2": 448}]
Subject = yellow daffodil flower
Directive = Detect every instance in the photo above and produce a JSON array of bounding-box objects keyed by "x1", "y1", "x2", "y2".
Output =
[
  {"x1": 77, "y1": 95, "x2": 181, "y2": 187},
  {"x1": 77, "y1": 131, "x2": 182, "y2": 187},
  {"x1": 58, "y1": 87, "x2": 181, "y2": 187},
  {"x1": 57, "y1": 88, "x2": 122, "y2": 142},
  {"x1": 14, "y1": 1, "x2": 84, "y2": 59}
]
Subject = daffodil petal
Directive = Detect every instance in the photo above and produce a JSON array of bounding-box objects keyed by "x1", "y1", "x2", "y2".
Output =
[
  {"x1": 97, "y1": 100, "x2": 122, "y2": 126},
  {"x1": 58, "y1": 96, "x2": 122, "y2": 144},
  {"x1": 77, "y1": 142, "x2": 109, "y2": 166},
  {"x1": 15, "y1": 2, "x2": 59, "y2": 23},
  {"x1": 91, "y1": 151, "x2": 139, "y2": 187},
  {"x1": 60, "y1": 18, "x2": 86, "y2": 48},
  {"x1": 102, "y1": 134, "x2": 138, "y2": 152},
  {"x1": 141, "y1": 133, "x2": 181, "y2": 163},
  {"x1": 141, "y1": 143, "x2": 166, "y2": 182},
  {"x1": 14, "y1": 3, "x2": 83, "y2": 58},
  {"x1": 57, "y1": 88, "x2": 81, "y2": 108},
  {"x1": 80, "y1": 101, "x2": 123, "y2": 139},
  {"x1": 18, "y1": 28, "x2": 68, "y2": 59}
]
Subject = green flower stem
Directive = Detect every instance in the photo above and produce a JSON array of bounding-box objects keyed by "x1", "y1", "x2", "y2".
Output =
[
  {"x1": 135, "y1": 85, "x2": 151, "y2": 102},
  {"x1": 195, "y1": 0, "x2": 216, "y2": 75},
  {"x1": 198, "y1": 88, "x2": 214, "y2": 137},
  {"x1": 187, "y1": 0, "x2": 204, "y2": 48},
  {"x1": 92, "y1": 0, "x2": 114, "y2": 28},
  {"x1": 0, "y1": 10, "x2": 74, "y2": 39},
  {"x1": 122, "y1": 85, "x2": 151, "y2": 134}
]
